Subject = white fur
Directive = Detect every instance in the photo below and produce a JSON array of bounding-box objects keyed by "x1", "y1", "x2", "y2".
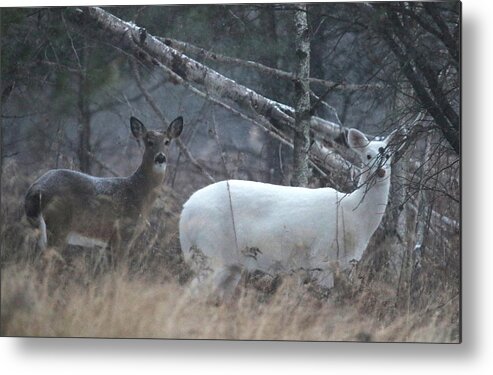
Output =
[
  {"x1": 179, "y1": 129, "x2": 392, "y2": 296},
  {"x1": 38, "y1": 214, "x2": 48, "y2": 250},
  {"x1": 66, "y1": 232, "x2": 108, "y2": 248},
  {"x1": 153, "y1": 162, "x2": 167, "y2": 174}
]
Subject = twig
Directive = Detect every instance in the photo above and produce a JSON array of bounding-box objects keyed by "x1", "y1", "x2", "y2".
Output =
[
  {"x1": 226, "y1": 180, "x2": 240, "y2": 256},
  {"x1": 130, "y1": 59, "x2": 169, "y2": 124},
  {"x1": 211, "y1": 109, "x2": 231, "y2": 178},
  {"x1": 87, "y1": 151, "x2": 119, "y2": 177},
  {"x1": 160, "y1": 37, "x2": 384, "y2": 92},
  {"x1": 175, "y1": 138, "x2": 215, "y2": 183}
]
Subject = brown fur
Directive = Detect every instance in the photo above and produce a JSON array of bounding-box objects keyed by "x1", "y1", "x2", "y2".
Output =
[{"x1": 24, "y1": 116, "x2": 183, "y2": 252}]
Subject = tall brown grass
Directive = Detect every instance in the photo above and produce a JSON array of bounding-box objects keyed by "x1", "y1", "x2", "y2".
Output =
[
  {"x1": 0, "y1": 262, "x2": 459, "y2": 341},
  {"x1": 0, "y1": 160, "x2": 459, "y2": 342}
]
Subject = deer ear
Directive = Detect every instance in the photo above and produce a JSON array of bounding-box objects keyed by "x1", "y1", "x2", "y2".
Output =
[
  {"x1": 347, "y1": 129, "x2": 369, "y2": 150},
  {"x1": 167, "y1": 116, "x2": 183, "y2": 139},
  {"x1": 130, "y1": 116, "x2": 147, "y2": 139}
]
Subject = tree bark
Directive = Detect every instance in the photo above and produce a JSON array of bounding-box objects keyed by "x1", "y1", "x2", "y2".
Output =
[
  {"x1": 77, "y1": 41, "x2": 92, "y2": 173},
  {"x1": 162, "y1": 37, "x2": 382, "y2": 92},
  {"x1": 291, "y1": 5, "x2": 311, "y2": 187}
]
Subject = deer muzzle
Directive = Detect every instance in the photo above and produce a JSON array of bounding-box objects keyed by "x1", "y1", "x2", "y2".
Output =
[{"x1": 154, "y1": 153, "x2": 166, "y2": 164}]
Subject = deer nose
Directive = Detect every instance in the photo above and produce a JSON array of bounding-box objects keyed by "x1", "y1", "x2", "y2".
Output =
[
  {"x1": 154, "y1": 153, "x2": 166, "y2": 164},
  {"x1": 376, "y1": 168, "x2": 386, "y2": 178}
]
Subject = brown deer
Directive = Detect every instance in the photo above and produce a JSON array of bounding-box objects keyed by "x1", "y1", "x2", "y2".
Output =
[{"x1": 24, "y1": 115, "x2": 183, "y2": 260}]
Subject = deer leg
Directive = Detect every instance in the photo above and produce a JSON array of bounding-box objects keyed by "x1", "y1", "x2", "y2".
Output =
[
  {"x1": 36, "y1": 219, "x2": 67, "y2": 260},
  {"x1": 186, "y1": 265, "x2": 242, "y2": 304},
  {"x1": 37, "y1": 230, "x2": 68, "y2": 276},
  {"x1": 212, "y1": 265, "x2": 242, "y2": 303},
  {"x1": 122, "y1": 217, "x2": 147, "y2": 259},
  {"x1": 108, "y1": 222, "x2": 123, "y2": 268}
]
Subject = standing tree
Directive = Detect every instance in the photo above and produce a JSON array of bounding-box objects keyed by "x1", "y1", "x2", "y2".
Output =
[{"x1": 291, "y1": 4, "x2": 312, "y2": 187}]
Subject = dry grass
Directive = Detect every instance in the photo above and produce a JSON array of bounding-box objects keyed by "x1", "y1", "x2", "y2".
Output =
[
  {"x1": 0, "y1": 262, "x2": 459, "y2": 342},
  {"x1": 0, "y1": 160, "x2": 459, "y2": 342}
]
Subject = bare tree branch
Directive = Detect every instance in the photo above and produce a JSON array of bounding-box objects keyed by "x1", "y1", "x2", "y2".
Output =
[
  {"x1": 160, "y1": 37, "x2": 384, "y2": 92},
  {"x1": 365, "y1": 4, "x2": 460, "y2": 155},
  {"x1": 175, "y1": 138, "x2": 216, "y2": 183},
  {"x1": 87, "y1": 151, "x2": 119, "y2": 177}
]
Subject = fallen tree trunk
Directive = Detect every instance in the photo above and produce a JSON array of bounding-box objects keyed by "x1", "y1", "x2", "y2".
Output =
[
  {"x1": 161, "y1": 37, "x2": 384, "y2": 92},
  {"x1": 64, "y1": 7, "x2": 349, "y2": 163},
  {"x1": 64, "y1": 7, "x2": 432, "y2": 190}
]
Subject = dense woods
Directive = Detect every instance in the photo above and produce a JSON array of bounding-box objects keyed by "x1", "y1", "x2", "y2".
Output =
[{"x1": 1, "y1": 2, "x2": 460, "y2": 342}]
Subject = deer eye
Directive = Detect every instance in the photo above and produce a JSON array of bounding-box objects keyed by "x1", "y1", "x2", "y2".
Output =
[
  {"x1": 147, "y1": 139, "x2": 154, "y2": 146},
  {"x1": 367, "y1": 154, "x2": 372, "y2": 160},
  {"x1": 164, "y1": 139, "x2": 170, "y2": 145}
]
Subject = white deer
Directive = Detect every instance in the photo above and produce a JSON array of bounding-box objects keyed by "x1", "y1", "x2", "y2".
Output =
[
  {"x1": 25, "y1": 115, "x2": 183, "y2": 259},
  {"x1": 179, "y1": 128, "x2": 393, "y2": 297}
]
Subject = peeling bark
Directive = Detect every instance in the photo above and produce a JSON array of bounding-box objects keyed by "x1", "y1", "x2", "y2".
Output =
[
  {"x1": 291, "y1": 5, "x2": 311, "y2": 187},
  {"x1": 162, "y1": 37, "x2": 383, "y2": 92}
]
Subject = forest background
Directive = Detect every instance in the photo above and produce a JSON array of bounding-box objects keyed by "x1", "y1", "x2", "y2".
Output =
[{"x1": 0, "y1": 0, "x2": 488, "y2": 374}]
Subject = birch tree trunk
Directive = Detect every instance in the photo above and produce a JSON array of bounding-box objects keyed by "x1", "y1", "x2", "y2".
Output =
[
  {"x1": 64, "y1": 7, "x2": 353, "y2": 179},
  {"x1": 291, "y1": 5, "x2": 311, "y2": 187}
]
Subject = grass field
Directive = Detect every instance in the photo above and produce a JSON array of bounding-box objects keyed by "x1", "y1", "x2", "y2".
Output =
[
  {"x1": 0, "y1": 161, "x2": 459, "y2": 342},
  {"x1": 0, "y1": 261, "x2": 459, "y2": 341}
]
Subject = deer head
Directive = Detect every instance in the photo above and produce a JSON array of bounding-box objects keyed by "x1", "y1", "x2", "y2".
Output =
[
  {"x1": 347, "y1": 128, "x2": 392, "y2": 179},
  {"x1": 130, "y1": 116, "x2": 183, "y2": 175}
]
